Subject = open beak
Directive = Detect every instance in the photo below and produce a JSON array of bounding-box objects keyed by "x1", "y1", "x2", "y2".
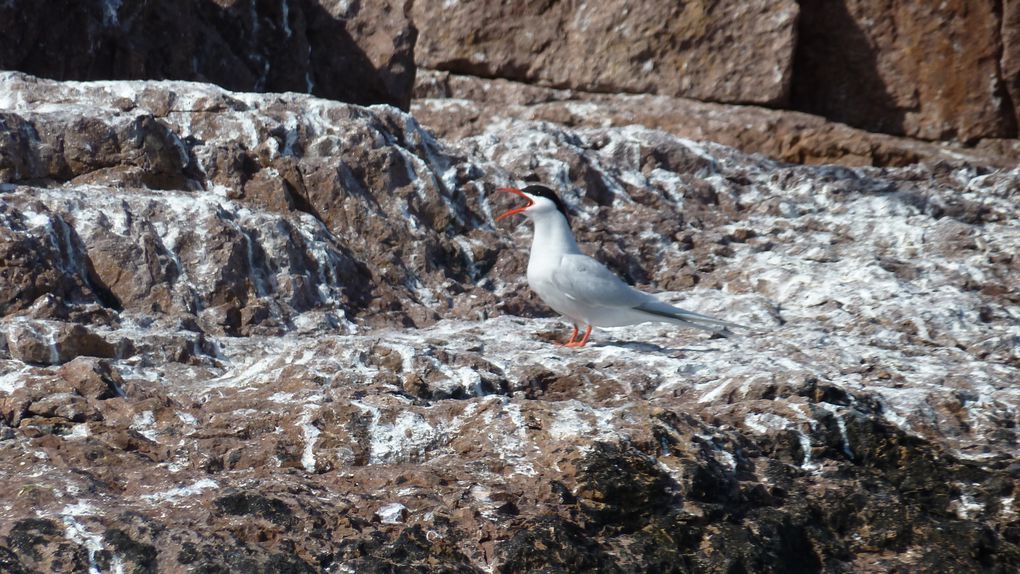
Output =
[{"x1": 495, "y1": 187, "x2": 533, "y2": 221}]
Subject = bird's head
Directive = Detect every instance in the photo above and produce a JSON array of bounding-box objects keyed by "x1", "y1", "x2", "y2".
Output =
[{"x1": 495, "y1": 184, "x2": 570, "y2": 224}]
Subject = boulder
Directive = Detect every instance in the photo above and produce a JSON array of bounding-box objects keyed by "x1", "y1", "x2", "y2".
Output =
[
  {"x1": 793, "y1": 0, "x2": 1015, "y2": 141},
  {"x1": 0, "y1": 202, "x2": 106, "y2": 316},
  {"x1": 1004, "y1": 0, "x2": 1020, "y2": 131},
  {"x1": 0, "y1": 73, "x2": 487, "y2": 330},
  {"x1": 0, "y1": 109, "x2": 199, "y2": 188},
  {"x1": 4, "y1": 320, "x2": 115, "y2": 365},
  {"x1": 412, "y1": 0, "x2": 799, "y2": 106}
]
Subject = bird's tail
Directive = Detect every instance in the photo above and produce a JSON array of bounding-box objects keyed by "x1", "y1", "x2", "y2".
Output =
[{"x1": 634, "y1": 300, "x2": 747, "y2": 337}]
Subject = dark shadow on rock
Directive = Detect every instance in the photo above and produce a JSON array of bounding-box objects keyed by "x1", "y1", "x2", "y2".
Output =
[
  {"x1": 593, "y1": 338, "x2": 722, "y2": 356},
  {"x1": 0, "y1": 0, "x2": 413, "y2": 109},
  {"x1": 791, "y1": 0, "x2": 907, "y2": 136}
]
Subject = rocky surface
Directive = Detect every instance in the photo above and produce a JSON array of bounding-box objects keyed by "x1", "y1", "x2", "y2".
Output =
[
  {"x1": 412, "y1": 0, "x2": 799, "y2": 106},
  {"x1": 413, "y1": 70, "x2": 1020, "y2": 168},
  {"x1": 0, "y1": 0, "x2": 416, "y2": 109},
  {"x1": 1007, "y1": 1, "x2": 1020, "y2": 131},
  {"x1": 412, "y1": 0, "x2": 1020, "y2": 145},
  {"x1": 1, "y1": 73, "x2": 1020, "y2": 572},
  {"x1": 793, "y1": 0, "x2": 1014, "y2": 141}
]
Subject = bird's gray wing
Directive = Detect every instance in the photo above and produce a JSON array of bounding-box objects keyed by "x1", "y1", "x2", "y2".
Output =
[{"x1": 551, "y1": 253, "x2": 650, "y2": 308}]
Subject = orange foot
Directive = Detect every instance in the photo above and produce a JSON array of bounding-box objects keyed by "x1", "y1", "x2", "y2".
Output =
[
  {"x1": 562, "y1": 325, "x2": 592, "y2": 348},
  {"x1": 557, "y1": 326, "x2": 580, "y2": 347}
]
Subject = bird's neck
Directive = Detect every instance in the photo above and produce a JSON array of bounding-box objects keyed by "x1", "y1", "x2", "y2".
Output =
[{"x1": 529, "y1": 212, "x2": 580, "y2": 258}]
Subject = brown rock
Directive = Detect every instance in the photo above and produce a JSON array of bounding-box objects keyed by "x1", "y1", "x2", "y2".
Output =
[
  {"x1": 1, "y1": 519, "x2": 90, "y2": 573},
  {"x1": 241, "y1": 167, "x2": 298, "y2": 213},
  {"x1": 25, "y1": 392, "x2": 100, "y2": 423},
  {"x1": 85, "y1": 239, "x2": 168, "y2": 314},
  {"x1": 793, "y1": 0, "x2": 1016, "y2": 141},
  {"x1": 2, "y1": 71, "x2": 1020, "y2": 574},
  {"x1": 1004, "y1": 0, "x2": 1020, "y2": 131},
  {"x1": 0, "y1": 0, "x2": 417, "y2": 109},
  {"x1": 0, "y1": 110, "x2": 198, "y2": 188},
  {"x1": 4, "y1": 320, "x2": 115, "y2": 365},
  {"x1": 0, "y1": 204, "x2": 100, "y2": 316},
  {"x1": 413, "y1": 0, "x2": 799, "y2": 105},
  {"x1": 58, "y1": 357, "x2": 125, "y2": 400},
  {"x1": 5, "y1": 321, "x2": 63, "y2": 365},
  {"x1": 0, "y1": 370, "x2": 66, "y2": 427},
  {"x1": 413, "y1": 70, "x2": 1017, "y2": 168}
]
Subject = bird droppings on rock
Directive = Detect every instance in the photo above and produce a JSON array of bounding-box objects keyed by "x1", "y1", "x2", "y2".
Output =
[{"x1": 0, "y1": 74, "x2": 1018, "y2": 572}]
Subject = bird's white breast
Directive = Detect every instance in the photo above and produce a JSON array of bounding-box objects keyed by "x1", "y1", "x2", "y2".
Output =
[{"x1": 527, "y1": 254, "x2": 581, "y2": 321}]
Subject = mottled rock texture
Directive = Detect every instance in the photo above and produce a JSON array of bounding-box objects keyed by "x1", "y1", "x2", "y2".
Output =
[
  {"x1": 793, "y1": 0, "x2": 1014, "y2": 142},
  {"x1": 0, "y1": 0, "x2": 417, "y2": 109},
  {"x1": 1005, "y1": 0, "x2": 1020, "y2": 131},
  {"x1": 413, "y1": 70, "x2": 1019, "y2": 168},
  {"x1": 413, "y1": 0, "x2": 1020, "y2": 146},
  {"x1": 1, "y1": 74, "x2": 1019, "y2": 572},
  {"x1": 412, "y1": 0, "x2": 800, "y2": 106}
]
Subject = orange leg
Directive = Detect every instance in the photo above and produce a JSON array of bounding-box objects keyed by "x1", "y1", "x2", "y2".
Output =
[
  {"x1": 563, "y1": 325, "x2": 592, "y2": 348},
  {"x1": 558, "y1": 325, "x2": 580, "y2": 346}
]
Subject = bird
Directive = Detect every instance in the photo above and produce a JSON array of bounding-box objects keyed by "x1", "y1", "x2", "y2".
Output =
[{"x1": 495, "y1": 184, "x2": 745, "y2": 347}]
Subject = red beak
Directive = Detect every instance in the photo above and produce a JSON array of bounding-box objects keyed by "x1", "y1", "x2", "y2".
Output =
[{"x1": 495, "y1": 187, "x2": 533, "y2": 221}]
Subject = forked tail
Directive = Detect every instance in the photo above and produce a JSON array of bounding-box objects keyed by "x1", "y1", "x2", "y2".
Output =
[{"x1": 633, "y1": 300, "x2": 747, "y2": 337}]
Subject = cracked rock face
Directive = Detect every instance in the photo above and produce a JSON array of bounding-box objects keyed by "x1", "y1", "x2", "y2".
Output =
[
  {"x1": 412, "y1": 0, "x2": 1020, "y2": 143},
  {"x1": 412, "y1": 0, "x2": 799, "y2": 106},
  {"x1": 1, "y1": 74, "x2": 1019, "y2": 572},
  {"x1": 794, "y1": 0, "x2": 1014, "y2": 141},
  {"x1": 412, "y1": 70, "x2": 1020, "y2": 169}
]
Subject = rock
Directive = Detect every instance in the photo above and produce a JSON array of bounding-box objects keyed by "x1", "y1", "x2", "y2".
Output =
[
  {"x1": 4, "y1": 320, "x2": 115, "y2": 365},
  {"x1": 25, "y1": 392, "x2": 100, "y2": 423},
  {"x1": 412, "y1": 0, "x2": 799, "y2": 106},
  {"x1": 793, "y1": 0, "x2": 1015, "y2": 141},
  {"x1": 1005, "y1": 1, "x2": 1020, "y2": 131},
  {"x1": 413, "y1": 0, "x2": 1019, "y2": 145},
  {"x1": 0, "y1": 369, "x2": 68, "y2": 427},
  {"x1": 0, "y1": 73, "x2": 499, "y2": 330},
  {"x1": 58, "y1": 358, "x2": 124, "y2": 400},
  {"x1": 0, "y1": 203, "x2": 105, "y2": 316},
  {"x1": 1, "y1": 519, "x2": 89, "y2": 573},
  {"x1": 339, "y1": 525, "x2": 478, "y2": 573},
  {"x1": 0, "y1": 107, "x2": 200, "y2": 188},
  {"x1": 1, "y1": 73, "x2": 1019, "y2": 572},
  {"x1": 11, "y1": 321, "x2": 114, "y2": 365},
  {"x1": 0, "y1": 0, "x2": 416, "y2": 109},
  {"x1": 413, "y1": 70, "x2": 1018, "y2": 168}
]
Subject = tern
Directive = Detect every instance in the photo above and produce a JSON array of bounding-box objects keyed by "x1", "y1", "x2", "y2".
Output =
[{"x1": 496, "y1": 184, "x2": 745, "y2": 347}]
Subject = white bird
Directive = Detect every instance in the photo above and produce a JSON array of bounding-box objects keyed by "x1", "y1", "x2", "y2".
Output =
[{"x1": 496, "y1": 184, "x2": 745, "y2": 347}]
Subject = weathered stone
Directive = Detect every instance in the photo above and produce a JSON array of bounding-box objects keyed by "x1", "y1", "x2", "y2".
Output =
[
  {"x1": 25, "y1": 392, "x2": 100, "y2": 423},
  {"x1": 0, "y1": 203, "x2": 102, "y2": 316},
  {"x1": 412, "y1": 0, "x2": 799, "y2": 106},
  {"x1": 1004, "y1": 1, "x2": 1020, "y2": 131},
  {"x1": 0, "y1": 0, "x2": 416, "y2": 109},
  {"x1": 0, "y1": 74, "x2": 1018, "y2": 573},
  {"x1": 413, "y1": 70, "x2": 1018, "y2": 168},
  {"x1": 4, "y1": 321, "x2": 115, "y2": 365},
  {"x1": 57, "y1": 358, "x2": 124, "y2": 400},
  {"x1": 1, "y1": 519, "x2": 89, "y2": 574},
  {"x1": 793, "y1": 0, "x2": 1015, "y2": 141}
]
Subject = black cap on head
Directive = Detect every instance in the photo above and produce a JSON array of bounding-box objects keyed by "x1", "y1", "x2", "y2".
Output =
[{"x1": 522, "y1": 184, "x2": 571, "y2": 223}]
